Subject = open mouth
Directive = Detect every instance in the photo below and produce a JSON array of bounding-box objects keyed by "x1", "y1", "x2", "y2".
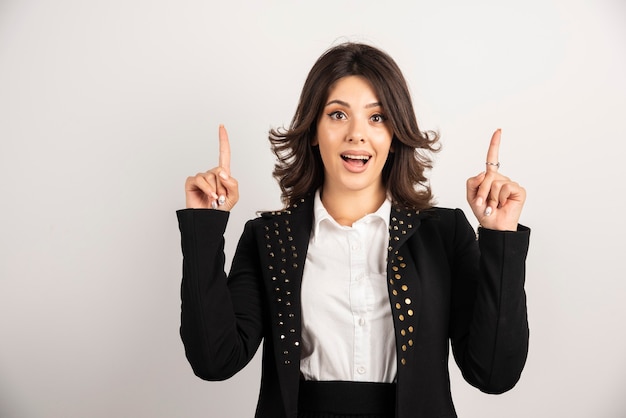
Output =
[{"x1": 341, "y1": 154, "x2": 371, "y2": 166}]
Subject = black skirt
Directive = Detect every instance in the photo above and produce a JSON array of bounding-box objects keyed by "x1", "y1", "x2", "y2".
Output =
[{"x1": 297, "y1": 380, "x2": 396, "y2": 418}]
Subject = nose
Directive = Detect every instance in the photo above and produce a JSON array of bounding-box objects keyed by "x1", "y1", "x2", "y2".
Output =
[{"x1": 347, "y1": 118, "x2": 366, "y2": 143}]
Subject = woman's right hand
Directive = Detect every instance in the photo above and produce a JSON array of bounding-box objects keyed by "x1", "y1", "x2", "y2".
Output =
[{"x1": 185, "y1": 125, "x2": 239, "y2": 210}]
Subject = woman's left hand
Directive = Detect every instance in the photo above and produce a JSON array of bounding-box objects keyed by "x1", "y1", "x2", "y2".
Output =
[{"x1": 466, "y1": 129, "x2": 526, "y2": 231}]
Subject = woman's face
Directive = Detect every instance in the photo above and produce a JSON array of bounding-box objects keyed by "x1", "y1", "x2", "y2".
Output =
[{"x1": 313, "y1": 75, "x2": 393, "y2": 197}]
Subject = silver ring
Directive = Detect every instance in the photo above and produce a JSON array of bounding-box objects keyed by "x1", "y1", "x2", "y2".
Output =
[
  {"x1": 486, "y1": 161, "x2": 500, "y2": 169},
  {"x1": 218, "y1": 195, "x2": 226, "y2": 206}
]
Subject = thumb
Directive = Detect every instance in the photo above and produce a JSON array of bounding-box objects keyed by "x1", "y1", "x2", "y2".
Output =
[
  {"x1": 217, "y1": 170, "x2": 239, "y2": 209},
  {"x1": 466, "y1": 171, "x2": 485, "y2": 202}
]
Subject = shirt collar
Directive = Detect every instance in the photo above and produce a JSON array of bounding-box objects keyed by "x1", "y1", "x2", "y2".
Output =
[{"x1": 311, "y1": 189, "x2": 391, "y2": 242}]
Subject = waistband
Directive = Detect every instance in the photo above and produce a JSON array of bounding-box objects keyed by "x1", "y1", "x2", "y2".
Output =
[{"x1": 298, "y1": 380, "x2": 396, "y2": 418}]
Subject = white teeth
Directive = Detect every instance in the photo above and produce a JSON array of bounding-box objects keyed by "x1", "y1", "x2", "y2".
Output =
[{"x1": 342, "y1": 154, "x2": 370, "y2": 161}]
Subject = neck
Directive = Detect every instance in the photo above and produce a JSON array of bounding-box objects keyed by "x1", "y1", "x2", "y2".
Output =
[{"x1": 320, "y1": 184, "x2": 387, "y2": 226}]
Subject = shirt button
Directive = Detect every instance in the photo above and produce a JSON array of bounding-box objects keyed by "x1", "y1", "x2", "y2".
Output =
[
  {"x1": 357, "y1": 367, "x2": 366, "y2": 375},
  {"x1": 359, "y1": 318, "x2": 365, "y2": 326}
]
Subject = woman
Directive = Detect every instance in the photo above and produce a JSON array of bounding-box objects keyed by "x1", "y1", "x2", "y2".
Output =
[{"x1": 177, "y1": 42, "x2": 530, "y2": 418}]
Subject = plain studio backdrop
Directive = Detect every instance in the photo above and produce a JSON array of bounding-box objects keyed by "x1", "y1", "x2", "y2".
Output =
[{"x1": 1, "y1": 0, "x2": 624, "y2": 417}]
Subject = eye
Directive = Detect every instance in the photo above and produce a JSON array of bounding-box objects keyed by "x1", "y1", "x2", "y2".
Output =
[
  {"x1": 370, "y1": 113, "x2": 387, "y2": 123},
  {"x1": 328, "y1": 110, "x2": 346, "y2": 120}
]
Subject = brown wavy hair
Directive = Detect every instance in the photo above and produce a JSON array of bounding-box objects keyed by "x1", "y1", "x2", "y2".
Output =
[{"x1": 269, "y1": 42, "x2": 439, "y2": 210}]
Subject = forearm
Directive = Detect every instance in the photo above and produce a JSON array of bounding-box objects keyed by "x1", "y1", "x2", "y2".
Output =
[
  {"x1": 177, "y1": 209, "x2": 263, "y2": 380},
  {"x1": 467, "y1": 226, "x2": 530, "y2": 393},
  {"x1": 450, "y1": 210, "x2": 530, "y2": 393}
]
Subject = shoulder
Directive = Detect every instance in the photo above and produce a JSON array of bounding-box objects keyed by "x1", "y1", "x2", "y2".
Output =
[
  {"x1": 257, "y1": 195, "x2": 310, "y2": 217},
  {"x1": 427, "y1": 207, "x2": 473, "y2": 224},
  {"x1": 249, "y1": 195, "x2": 314, "y2": 230},
  {"x1": 411, "y1": 206, "x2": 476, "y2": 243},
  {"x1": 404, "y1": 206, "x2": 472, "y2": 229}
]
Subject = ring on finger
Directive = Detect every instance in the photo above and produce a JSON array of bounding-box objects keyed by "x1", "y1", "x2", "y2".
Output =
[{"x1": 486, "y1": 161, "x2": 500, "y2": 169}]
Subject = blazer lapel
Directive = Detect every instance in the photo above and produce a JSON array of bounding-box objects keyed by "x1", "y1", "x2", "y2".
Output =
[
  {"x1": 387, "y1": 207, "x2": 423, "y2": 371},
  {"x1": 256, "y1": 197, "x2": 313, "y2": 417}
]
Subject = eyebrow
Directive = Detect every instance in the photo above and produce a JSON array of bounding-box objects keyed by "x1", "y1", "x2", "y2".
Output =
[{"x1": 324, "y1": 99, "x2": 382, "y2": 109}]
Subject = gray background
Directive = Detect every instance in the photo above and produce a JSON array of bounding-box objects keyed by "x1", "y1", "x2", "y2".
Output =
[{"x1": 1, "y1": 0, "x2": 625, "y2": 417}]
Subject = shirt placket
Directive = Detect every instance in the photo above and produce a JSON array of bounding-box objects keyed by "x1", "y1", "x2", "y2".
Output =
[{"x1": 348, "y1": 225, "x2": 371, "y2": 381}]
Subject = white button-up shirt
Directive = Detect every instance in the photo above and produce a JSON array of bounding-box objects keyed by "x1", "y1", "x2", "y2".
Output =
[{"x1": 299, "y1": 190, "x2": 397, "y2": 383}]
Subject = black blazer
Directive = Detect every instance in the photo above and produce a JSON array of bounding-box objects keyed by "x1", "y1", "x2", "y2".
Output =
[{"x1": 176, "y1": 196, "x2": 530, "y2": 418}]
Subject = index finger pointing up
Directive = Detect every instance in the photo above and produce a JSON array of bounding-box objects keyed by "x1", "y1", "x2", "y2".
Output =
[
  {"x1": 485, "y1": 129, "x2": 501, "y2": 172},
  {"x1": 219, "y1": 124, "x2": 231, "y2": 174}
]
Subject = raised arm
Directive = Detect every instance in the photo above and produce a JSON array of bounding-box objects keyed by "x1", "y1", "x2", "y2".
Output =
[
  {"x1": 451, "y1": 130, "x2": 530, "y2": 393},
  {"x1": 178, "y1": 125, "x2": 264, "y2": 380}
]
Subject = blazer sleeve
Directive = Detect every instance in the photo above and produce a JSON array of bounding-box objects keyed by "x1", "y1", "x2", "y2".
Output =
[
  {"x1": 176, "y1": 209, "x2": 265, "y2": 380},
  {"x1": 448, "y1": 208, "x2": 530, "y2": 394}
]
